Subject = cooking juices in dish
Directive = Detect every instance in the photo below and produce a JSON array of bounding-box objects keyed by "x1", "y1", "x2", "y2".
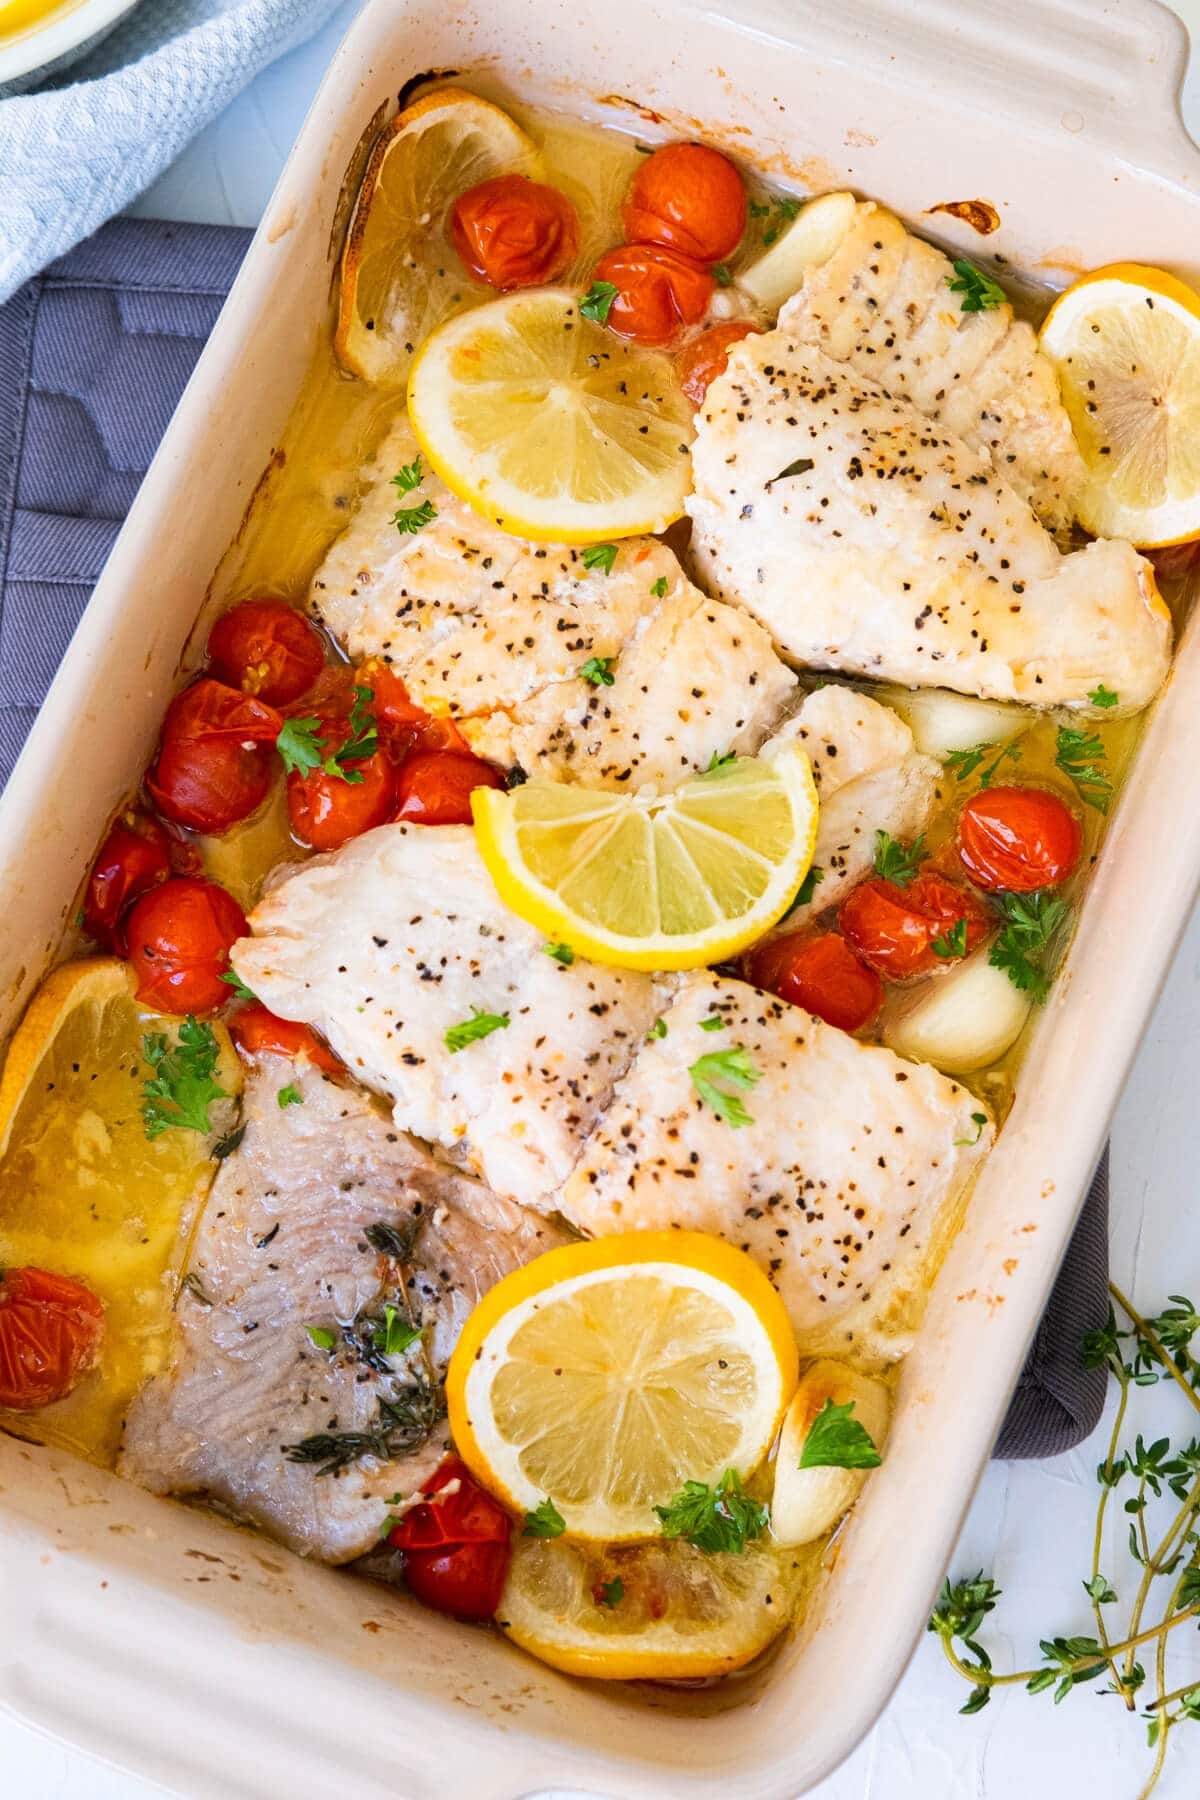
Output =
[{"x1": 0, "y1": 84, "x2": 1191, "y2": 1682}]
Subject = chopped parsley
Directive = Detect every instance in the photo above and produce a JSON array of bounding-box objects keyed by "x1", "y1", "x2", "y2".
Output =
[
  {"x1": 580, "y1": 280, "x2": 619, "y2": 324},
  {"x1": 596, "y1": 1577, "x2": 624, "y2": 1607},
  {"x1": 699, "y1": 1013, "x2": 727, "y2": 1032},
  {"x1": 648, "y1": 1018, "x2": 668, "y2": 1040},
  {"x1": 141, "y1": 1018, "x2": 227, "y2": 1140},
  {"x1": 781, "y1": 865, "x2": 824, "y2": 920},
  {"x1": 712, "y1": 262, "x2": 733, "y2": 287},
  {"x1": 1055, "y1": 726, "x2": 1112, "y2": 814},
  {"x1": 689, "y1": 1046, "x2": 760, "y2": 1129},
  {"x1": 523, "y1": 1497, "x2": 566, "y2": 1538},
  {"x1": 277, "y1": 689, "x2": 379, "y2": 785},
  {"x1": 873, "y1": 829, "x2": 924, "y2": 888},
  {"x1": 798, "y1": 1399, "x2": 882, "y2": 1471},
  {"x1": 943, "y1": 739, "x2": 1023, "y2": 789},
  {"x1": 219, "y1": 969, "x2": 258, "y2": 1002},
  {"x1": 277, "y1": 1084, "x2": 303, "y2": 1109},
  {"x1": 391, "y1": 456, "x2": 424, "y2": 496},
  {"x1": 275, "y1": 713, "x2": 327, "y2": 777},
  {"x1": 444, "y1": 1009, "x2": 510, "y2": 1053},
  {"x1": 947, "y1": 258, "x2": 1006, "y2": 313},
  {"x1": 749, "y1": 200, "x2": 771, "y2": 219},
  {"x1": 955, "y1": 1111, "x2": 989, "y2": 1148},
  {"x1": 651, "y1": 575, "x2": 668, "y2": 598},
  {"x1": 931, "y1": 917, "x2": 969, "y2": 959},
  {"x1": 579, "y1": 656, "x2": 616, "y2": 687},
  {"x1": 331, "y1": 685, "x2": 379, "y2": 773},
  {"x1": 655, "y1": 1469, "x2": 768, "y2": 1553},
  {"x1": 703, "y1": 749, "x2": 737, "y2": 774},
  {"x1": 375, "y1": 1302, "x2": 421, "y2": 1359},
  {"x1": 1089, "y1": 685, "x2": 1119, "y2": 709},
  {"x1": 306, "y1": 1324, "x2": 337, "y2": 1352},
  {"x1": 582, "y1": 543, "x2": 618, "y2": 575},
  {"x1": 392, "y1": 495, "x2": 438, "y2": 535},
  {"x1": 770, "y1": 457, "x2": 815, "y2": 482},
  {"x1": 543, "y1": 942, "x2": 575, "y2": 965},
  {"x1": 761, "y1": 195, "x2": 801, "y2": 246},
  {"x1": 988, "y1": 889, "x2": 1070, "y2": 1003}
]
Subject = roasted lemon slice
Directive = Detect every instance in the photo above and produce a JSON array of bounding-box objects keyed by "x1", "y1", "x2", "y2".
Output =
[
  {"x1": 336, "y1": 87, "x2": 541, "y2": 385},
  {"x1": 1039, "y1": 262, "x2": 1200, "y2": 546},
  {"x1": 406, "y1": 288, "x2": 695, "y2": 541},
  {"x1": 498, "y1": 1532, "x2": 808, "y2": 1680},
  {"x1": 446, "y1": 1231, "x2": 798, "y2": 1541},
  {"x1": 470, "y1": 744, "x2": 818, "y2": 970}
]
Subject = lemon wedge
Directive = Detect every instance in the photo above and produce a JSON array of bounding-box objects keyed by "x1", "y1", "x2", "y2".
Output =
[
  {"x1": 406, "y1": 287, "x2": 695, "y2": 542},
  {"x1": 446, "y1": 1231, "x2": 798, "y2": 1542},
  {"x1": 498, "y1": 1532, "x2": 808, "y2": 1680},
  {"x1": 470, "y1": 744, "x2": 818, "y2": 970},
  {"x1": 335, "y1": 87, "x2": 541, "y2": 386},
  {"x1": 1039, "y1": 262, "x2": 1200, "y2": 546}
]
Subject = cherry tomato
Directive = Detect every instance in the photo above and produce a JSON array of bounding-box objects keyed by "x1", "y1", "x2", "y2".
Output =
[
  {"x1": 451, "y1": 175, "x2": 581, "y2": 290},
  {"x1": 591, "y1": 244, "x2": 715, "y2": 347},
  {"x1": 286, "y1": 714, "x2": 395, "y2": 852},
  {"x1": 956, "y1": 786, "x2": 1082, "y2": 893},
  {"x1": 354, "y1": 659, "x2": 473, "y2": 759},
  {"x1": 207, "y1": 600, "x2": 326, "y2": 705},
  {"x1": 83, "y1": 812, "x2": 173, "y2": 950},
  {"x1": 839, "y1": 871, "x2": 991, "y2": 980},
  {"x1": 675, "y1": 321, "x2": 762, "y2": 406},
  {"x1": 744, "y1": 931, "x2": 884, "y2": 1033},
  {"x1": 388, "y1": 1455, "x2": 512, "y2": 1622},
  {"x1": 147, "y1": 679, "x2": 282, "y2": 835},
  {"x1": 126, "y1": 877, "x2": 248, "y2": 1014},
  {"x1": 393, "y1": 750, "x2": 505, "y2": 827},
  {"x1": 622, "y1": 142, "x2": 747, "y2": 263},
  {"x1": 0, "y1": 1267, "x2": 104, "y2": 1411},
  {"x1": 230, "y1": 1002, "x2": 342, "y2": 1074}
]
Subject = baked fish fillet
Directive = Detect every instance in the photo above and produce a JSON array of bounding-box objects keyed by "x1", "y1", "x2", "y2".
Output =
[
  {"x1": 561, "y1": 971, "x2": 992, "y2": 1361},
  {"x1": 120, "y1": 1057, "x2": 566, "y2": 1562},
  {"x1": 688, "y1": 336, "x2": 1171, "y2": 712}
]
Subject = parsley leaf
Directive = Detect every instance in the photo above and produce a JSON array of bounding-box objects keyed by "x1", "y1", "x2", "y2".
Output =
[
  {"x1": 655, "y1": 1469, "x2": 768, "y2": 1553},
  {"x1": 580, "y1": 280, "x2": 619, "y2": 324},
  {"x1": 392, "y1": 496, "x2": 438, "y2": 535},
  {"x1": 306, "y1": 1325, "x2": 337, "y2": 1351},
  {"x1": 523, "y1": 1498, "x2": 566, "y2": 1538},
  {"x1": 931, "y1": 917, "x2": 968, "y2": 959},
  {"x1": 1055, "y1": 726, "x2": 1112, "y2": 814},
  {"x1": 651, "y1": 575, "x2": 668, "y2": 598},
  {"x1": 391, "y1": 457, "x2": 424, "y2": 496},
  {"x1": 703, "y1": 749, "x2": 738, "y2": 774},
  {"x1": 648, "y1": 1018, "x2": 668, "y2": 1040},
  {"x1": 579, "y1": 656, "x2": 616, "y2": 687},
  {"x1": 328, "y1": 685, "x2": 379, "y2": 773},
  {"x1": 543, "y1": 942, "x2": 575, "y2": 965},
  {"x1": 141, "y1": 1018, "x2": 227, "y2": 1140},
  {"x1": 943, "y1": 739, "x2": 1023, "y2": 790},
  {"x1": 375, "y1": 1302, "x2": 421, "y2": 1359},
  {"x1": 780, "y1": 865, "x2": 824, "y2": 920},
  {"x1": 947, "y1": 258, "x2": 1006, "y2": 313},
  {"x1": 1089, "y1": 685, "x2": 1119, "y2": 709},
  {"x1": 277, "y1": 1084, "x2": 303, "y2": 1109},
  {"x1": 874, "y1": 829, "x2": 924, "y2": 888},
  {"x1": 988, "y1": 890, "x2": 1070, "y2": 1003},
  {"x1": 770, "y1": 457, "x2": 815, "y2": 482},
  {"x1": 954, "y1": 1111, "x2": 988, "y2": 1147},
  {"x1": 699, "y1": 1013, "x2": 726, "y2": 1032},
  {"x1": 689, "y1": 1047, "x2": 760, "y2": 1128},
  {"x1": 798, "y1": 1398, "x2": 883, "y2": 1471},
  {"x1": 444, "y1": 1009, "x2": 510, "y2": 1053},
  {"x1": 275, "y1": 714, "x2": 327, "y2": 777},
  {"x1": 712, "y1": 262, "x2": 733, "y2": 287},
  {"x1": 220, "y1": 970, "x2": 258, "y2": 1002},
  {"x1": 596, "y1": 1577, "x2": 624, "y2": 1607},
  {"x1": 583, "y1": 543, "x2": 618, "y2": 575},
  {"x1": 749, "y1": 200, "x2": 771, "y2": 219}
]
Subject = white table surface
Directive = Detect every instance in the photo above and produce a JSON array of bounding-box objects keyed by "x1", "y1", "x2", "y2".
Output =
[{"x1": 8, "y1": 2, "x2": 1200, "y2": 1794}]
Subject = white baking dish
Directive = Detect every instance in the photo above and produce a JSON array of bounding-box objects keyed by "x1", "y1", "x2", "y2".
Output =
[{"x1": 2, "y1": 0, "x2": 1199, "y2": 1793}]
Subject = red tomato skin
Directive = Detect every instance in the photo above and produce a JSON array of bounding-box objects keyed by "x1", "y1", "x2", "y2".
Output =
[
  {"x1": 83, "y1": 813, "x2": 173, "y2": 950},
  {"x1": 0, "y1": 1267, "x2": 105, "y2": 1411},
  {"x1": 592, "y1": 244, "x2": 715, "y2": 347},
  {"x1": 744, "y1": 931, "x2": 884, "y2": 1032},
  {"x1": 393, "y1": 750, "x2": 505, "y2": 827},
  {"x1": 956, "y1": 786, "x2": 1083, "y2": 893},
  {"x1": 286, "y1": 717, "x2": 395, "y2": 852},
  {"x1": 839, "y1": 872, "x2": 991, "y2": 980},
  {"x1": 355, "y1": 660, "x2": 473, "y2": 759},
  {"x1": 675, "y1": 322, "x2": 762, "y2": 406},
  {"x1": 207, "y1": 600, "x2": 325, "y2": 705},
  {"x1": 230, "y1": 1002, "x2": 342, "y2": 1075},
  {"x1": 451, "y1": 175, "x2": 581, "y2": 290},
  {"x1": 147, "y1": 679, "x2": 282, "y2": 834},
  {"x1": 622, "y1": 143, "x2": 747, "y2": 263},
  {"x1": 389, "y1": 1456, "x2": 512, "y2": 1621},
  {"x1": 126, "y1": 877, "x2": 248, "y2": 1014},
  {"x1": 402, "y1": 1539, "x2": 511, "y2": 1621}
]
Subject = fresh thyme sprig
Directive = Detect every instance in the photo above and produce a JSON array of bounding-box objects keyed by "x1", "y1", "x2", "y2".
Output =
[{"x1": 931, "y1": 1283, "x2": 1200, "y2": 1796}]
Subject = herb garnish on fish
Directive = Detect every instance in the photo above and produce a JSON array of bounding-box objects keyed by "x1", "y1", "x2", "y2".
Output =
[{"x1": 283, "y1": 1379, "x2": 444, "y2": 1477}]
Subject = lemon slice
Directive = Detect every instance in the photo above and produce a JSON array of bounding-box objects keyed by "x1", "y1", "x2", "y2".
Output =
[
  {"x1": 0, "y1": 958, "x2": 241, "y2": 1460},
  {"x1": 499, "y1": 1533, "x2": 808, "y2": 1680},
  {"x1": 407, "y1": 288, "x2": 695, "y2": 541},
  {"x1": 1039, "y1": 262, "x2": 1200, "y2": 546},
  {"x1": 446, "y1": 1231, "x2": 798, "y2": 1541},
  {"x1": 336, "y1": 87, "x2": 541, "y2": 386},
  {"x1": 470, "y1": 744, "x2": 818, "y2": 970}
]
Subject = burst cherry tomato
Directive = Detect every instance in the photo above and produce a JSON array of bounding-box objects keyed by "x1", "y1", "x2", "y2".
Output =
[
  {"x1": 956, "y1": 786, "x2": 1082, "y2": 893},
  {"x1": 592, "y1": 244, "x2": 714, "y2": 346},
  {"x1": 393, "y1": 750, "x2": 505, "y2": 827},
  {"x1": 230, "y1": 1002, "x2": 343, "y2": 1074},
  {"x1": 126, "y1": 877, "x2": 248, "y2": 1014},
  {"x1": 839, "y1": 871, "x2": 991, "y2": 980},
  {"x1": 744, "y1": 931, "x2": 884, "y2": 1032},
  {"x1": 451, "y1": 175, "x2": 581, "y2": 290},
  {"x1": 207, "y1": 600, "x2": 325, "y2": 705},
  {"x1": 82, "y1": 812, "x2": 173, "y2": 950},
  {"x1": 286, "y1": 715, "x2": 395, "y2": 852},
  {"x1": 622, "y1": 142, "x2": 747, "y2": 263},
  {"x1": 147, "y1": 679, "x2": 282, "y2": 835},
  {"x1": 388, "y1": 1455, "x2": 512, "y2": 1621},
  {"x1": 0, "y1": 1267, "x2": 104, "y2": 1411},
  {"x1": 675, "y1": 321, "x2": 762, "y2": 405},
  {"x1": 355, "y1": 660, "x2": 472, "y2": 758}
]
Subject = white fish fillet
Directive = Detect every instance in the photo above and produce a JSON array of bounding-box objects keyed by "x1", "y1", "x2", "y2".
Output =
[
  {"x1": 561, "y1": 971, "x2": 992, "y2": 1361},
  {"x1": 688, "y1": 335, "x2": 1171, "y2": 711},
  {"x1": 230, "y1": 825, "x2": 657, "y2": 1210}
]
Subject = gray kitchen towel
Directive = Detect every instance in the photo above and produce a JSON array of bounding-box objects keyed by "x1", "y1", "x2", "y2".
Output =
[{"x1": 0, "y1": 216, "x2": 1110, "y2": 1458}]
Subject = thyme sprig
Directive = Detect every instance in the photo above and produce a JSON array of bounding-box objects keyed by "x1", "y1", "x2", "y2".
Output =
[
  {"x1": 931, "y1": 1283, "x2": 1200, "y2": 1796},
  {"x1": 282, "y1": 1380, "x2": 444, "y2": 1477}
]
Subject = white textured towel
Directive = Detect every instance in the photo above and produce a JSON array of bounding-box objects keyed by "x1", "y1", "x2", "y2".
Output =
[{"x1": 0, "y1": 0, "x2": 345, "y2": 302}]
